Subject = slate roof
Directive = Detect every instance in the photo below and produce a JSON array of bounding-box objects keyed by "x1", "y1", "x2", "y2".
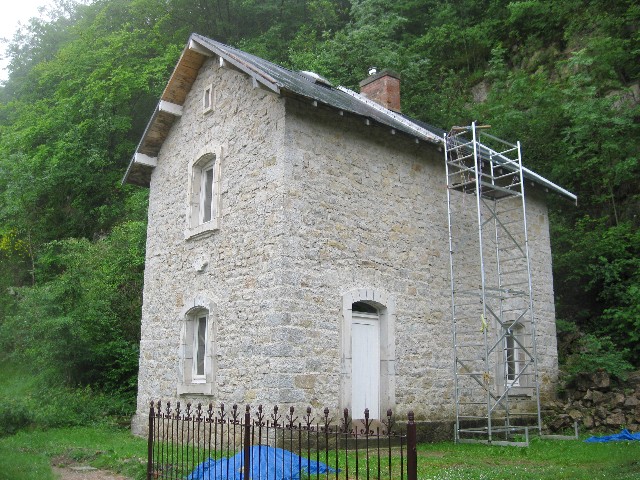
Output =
[
  {"x1": 123, "y1": 33, "x2": 575, "y2": 203},
  {"x1": 192, "y1": 34, "x2": 445, "y2": 143}
]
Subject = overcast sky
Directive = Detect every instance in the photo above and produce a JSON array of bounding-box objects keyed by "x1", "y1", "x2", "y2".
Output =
[{"x1": 0, "y1": 0, "x2": 56, "y2": 80}]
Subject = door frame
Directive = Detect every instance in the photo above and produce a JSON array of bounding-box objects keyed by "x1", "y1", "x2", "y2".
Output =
[
  {"x1": 351, "y1": 311, "x2": 381, "y2": 419},
  {"x1": 341, "y1": 288, "x2": 396, "y2": 419}
]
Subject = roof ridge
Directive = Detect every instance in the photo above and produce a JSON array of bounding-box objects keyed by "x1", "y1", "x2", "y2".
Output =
[{"x1": 193, "y1": 34, "x2": 319, "y2": 87}]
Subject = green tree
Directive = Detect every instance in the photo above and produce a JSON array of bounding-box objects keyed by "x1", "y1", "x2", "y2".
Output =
[{"x1": 0, "y1": 221, "x2": 146, "y2": 400}]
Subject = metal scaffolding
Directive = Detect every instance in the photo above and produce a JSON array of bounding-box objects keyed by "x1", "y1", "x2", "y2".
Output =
[{"x1": 445, "y1": 122, "x2": 541, "y2": 445}]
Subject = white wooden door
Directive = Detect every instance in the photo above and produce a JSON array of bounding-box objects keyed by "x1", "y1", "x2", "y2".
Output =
[{"x1": 351, "y1": 312, "x2": 380, "y2": 419}]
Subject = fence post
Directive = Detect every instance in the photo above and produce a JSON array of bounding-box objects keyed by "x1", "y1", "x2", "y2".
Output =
[
  {"x1": 243, "y1": 405, "x2": 251, "y2": 479},
  {"x1": 407, "y1": 411, "x2": 417, "y2": 480},
  {"x1": 147, "y1": 402, "x2": 155, "y2": 480}
]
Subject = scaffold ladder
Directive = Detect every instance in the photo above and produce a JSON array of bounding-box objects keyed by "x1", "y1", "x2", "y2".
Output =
[{"x1": 445, "y1": 122, "x2": 542, "y2": 446}]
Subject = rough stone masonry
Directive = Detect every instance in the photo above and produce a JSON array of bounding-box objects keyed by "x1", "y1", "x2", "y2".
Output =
[{"x1": 131, "y1": 52, "x2": 559, "y2": 435}]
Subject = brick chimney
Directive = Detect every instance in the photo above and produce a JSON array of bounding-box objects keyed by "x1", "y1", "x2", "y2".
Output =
[{"x1": 359, "y1": 68, "x2": 401, "y2": 112}]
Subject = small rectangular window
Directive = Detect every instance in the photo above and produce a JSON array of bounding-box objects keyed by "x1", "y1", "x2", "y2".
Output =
[
  {"x1": 200, "y1": 166, "x2": 214, "y2": 224},
  {"x1": 505, "y1": 329, "x2": 525, "y2": 387},
  {"x1": 194, "y1": 316, "x2": 207, "y2": 379},
  {"x1": 506, "y1": 333, "x2": 517, "y2": 382},
  {"x1": 203, "y1": 85, "x2": 213, "y2": 113}
]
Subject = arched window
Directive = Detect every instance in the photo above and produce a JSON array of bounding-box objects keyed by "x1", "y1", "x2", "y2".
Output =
[
  {"x1": 352, "y1": 301, "x2": 378, "y2": 314},
  {"x1": 192, "y1": 310, "x2": 208, "y2": 382},
  {"x1": 185, "y1": 147, "x2": 222, "y2": 239},
  {"x1": 178, "y1": 299, "x2": 217, "y2": 395}
]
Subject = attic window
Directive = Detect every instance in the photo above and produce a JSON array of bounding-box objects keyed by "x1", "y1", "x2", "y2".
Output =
[{"x1": 203, "y1": 85, "x2": 214, "y2": 113}]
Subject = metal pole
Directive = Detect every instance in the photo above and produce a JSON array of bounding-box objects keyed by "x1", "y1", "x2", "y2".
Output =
[
  {"x1": 407, "y1": 411, "x2": 417, "y2": 480},
  {"x1": 444, "y1": 132, "x2": 461, "y2": 443},
  {"x1": 470, "y1": 122, "x2": 492, "y2": 442},
  {"x1": 516, "y1": 140, "x2": 543, "y2": 435},
  {"x1": 147, "y1": 402, "x2": 154, "y2": 480},
  {"x1": 243, "y1": 405, "x2": 251, "y2": 479}
]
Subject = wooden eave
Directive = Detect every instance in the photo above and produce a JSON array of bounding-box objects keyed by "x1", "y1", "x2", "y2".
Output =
[
  {"x1": 123, "y1": 44, "x2": 209, "y2": 186},
  {"x1": 123, "y1": 35, "x2": 285, "y2": 187},
  {"x1": 161, "y1": 47, "x2": 207, "y2": 105}
]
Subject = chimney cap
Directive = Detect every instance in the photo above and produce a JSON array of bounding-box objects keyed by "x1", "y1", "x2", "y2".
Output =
[{"x1": 359, "y1": 69, "x2": 401, "y2": 89}]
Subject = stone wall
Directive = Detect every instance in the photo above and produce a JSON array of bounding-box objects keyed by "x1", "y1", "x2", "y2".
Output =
[
  {"x1": 132, "y1": 54, "x2": 560, "y2": 434},
  {"x1": 132, "y1": 57, "x2": 288, "y2": 433},
  {"x1": 545, "y1": 370, "x2": 640, "y2": 433}
]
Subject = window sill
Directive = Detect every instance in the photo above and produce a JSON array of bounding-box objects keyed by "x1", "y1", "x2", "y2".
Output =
[
  {"x1": 506, "y1": 386, "x2": 531, "y2": 397},
  {"x1": 177, "y1": 383, "x2": 214, "y2": 395},
  {"x1": 184, "y1": 220, "x2": 219, "y2": 240}
]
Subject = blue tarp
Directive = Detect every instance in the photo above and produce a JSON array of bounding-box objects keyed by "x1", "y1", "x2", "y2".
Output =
[
  {"x1": 187, "y1": 445, "x2": 338, "y2": 480},
  {"x1": 584, "y1": 429, "x2": 640, "y2": 443}
]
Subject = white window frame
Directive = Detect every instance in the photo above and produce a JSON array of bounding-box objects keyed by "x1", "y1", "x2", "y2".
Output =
[
  {"x1": 203, "y1": 84, "x2": 214, "y2": 114},
  {"x1": 185, "y1": 147, "x2": 222, "y2": 239},
  {"x1": 192, "y1": 313, "x2": 208, "y2": 383},
  {"x1": 199, "y1": 162, "x2": 215, "y2": 225},
  {"x1": 178, "y1": 299, "x2": 217, "y2": 396},
  {"x1": 504, "y1": 327, "x2": 524, "y2": 387}
]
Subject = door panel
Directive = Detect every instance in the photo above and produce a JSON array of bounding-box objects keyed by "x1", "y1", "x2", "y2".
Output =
[{"x1": 351, "y1": 313, "x2": 380, "y2": 418}]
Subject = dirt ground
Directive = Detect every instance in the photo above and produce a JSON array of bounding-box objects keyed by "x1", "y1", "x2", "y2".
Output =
[{"x1": 51, "y1": 465, "x2": 130, "y2": 480}]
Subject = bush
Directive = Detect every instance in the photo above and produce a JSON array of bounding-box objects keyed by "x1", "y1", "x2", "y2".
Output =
[
  {"x1": 560, "y1": 333, "x2": 633, "y2": 387},
  {"x1": 0, "y1": 221, "x2": 145, "y2": 400},
  {"x1": 0, "y1": 399, "x2": 33, "y2": 436},
  {"x1": 32, "y1": 385, "x2": 134, "y2": 429},
  {"x1": 0, "y1": 362, "x2": 135, "y2": 436}
]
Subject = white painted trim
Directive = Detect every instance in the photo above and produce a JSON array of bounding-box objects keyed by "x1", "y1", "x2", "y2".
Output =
[
  {"x1": 203, "y1": 84, "x2": 214, "y2": 114},
  {"x1": 158, "y1": 100, "x2": 184, "y2": 117},
  {"x1": 192, "y1": 314, "x2": 208, "y2": 381},
  {"x1": 351, "y1": 312, "x2": 381, "y2": 419},
  {"x1": 188, "y1": 39, "x2": 214, "y2": 56},
  {"x1": 133, "y1": 153, "x2": 157, "y2": 167},
  {"x1": 341, "y1": 288, "x2": 396, "y2": 419},
  {"x1": 178, "y1": 294, "x2": 218, "y2": 396},
  {"x1": 185, "y1": 145, "x2": 223, "y2": 239}
]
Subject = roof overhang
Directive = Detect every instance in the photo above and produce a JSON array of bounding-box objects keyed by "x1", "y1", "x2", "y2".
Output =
[
  {"x1": 123, "y1": 34, "x2": 576, "y2": 204},
  {"x1": 124, "y1": 38, "x2": 211, "y2": 186}
]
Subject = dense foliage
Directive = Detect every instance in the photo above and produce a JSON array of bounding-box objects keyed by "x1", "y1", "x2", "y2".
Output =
[{"x1": 0, "y1": 0, "x2": 637, "y2": 410}]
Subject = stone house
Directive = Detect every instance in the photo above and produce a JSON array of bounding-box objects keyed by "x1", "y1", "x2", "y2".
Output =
[{"x1": 124, "y1": 34, "x2": 574, "y2": 435}]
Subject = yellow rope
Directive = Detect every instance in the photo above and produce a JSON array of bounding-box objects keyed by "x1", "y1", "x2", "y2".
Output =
[{"x1": 480, "y1": 314, "x2": 488, "y2": 333}]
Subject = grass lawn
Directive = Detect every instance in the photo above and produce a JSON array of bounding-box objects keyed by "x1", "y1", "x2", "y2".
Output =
[
  {"x1": 416, "y1": 437, "x2": 640, "y2": 479},
  {"x1": 0, "y1": 426, "x2": 148, "y2": 480},
  {"x1": 0, "y1": 425, "x2": 638, "y2": 479}
]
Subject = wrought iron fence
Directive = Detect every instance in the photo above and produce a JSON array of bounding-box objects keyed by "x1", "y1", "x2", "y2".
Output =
[{"x1": 147, "y1": 401, "x2": 418, "y2": 480}]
